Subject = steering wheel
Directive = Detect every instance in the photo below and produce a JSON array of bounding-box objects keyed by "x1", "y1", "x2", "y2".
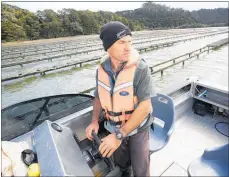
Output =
[{"x1": 91, "y1": 130, "x2": 115, "y2": 171}]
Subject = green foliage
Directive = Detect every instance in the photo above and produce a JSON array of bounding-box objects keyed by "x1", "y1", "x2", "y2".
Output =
[
  {"x1": 117, "y1": 2, "x2": 228, "y2": 29},
  {"x1": 1, "y1": 2, "x2": 228, "y2": 42},
  {"x1": 176, "y1": 23, "x2": 208, "y2": 29},
  {"x1": 191, "y1": 8, "x2": 228, "y2": 24},
  {"x1": 1, "y1": 3, "x2": 144, "y2": 42},
  {"x1": 2, "y1": 21, "x2": 27, "y2": 41}
]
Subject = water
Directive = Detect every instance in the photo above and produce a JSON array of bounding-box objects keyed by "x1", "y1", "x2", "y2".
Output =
[
  {"x1": 2, "y1": 28, "x2": 227, "y2": 77},
  {"x1": 1, "y1": 27, "x2": 228, "y2": 108},
  {"x1": 154, "y1": 45, "x2": 228, "y2": 91}
]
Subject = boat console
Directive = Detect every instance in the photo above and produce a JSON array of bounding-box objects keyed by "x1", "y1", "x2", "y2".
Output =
[{"x1": 34, "y1": 120, "x2": 94, "y2": 176}]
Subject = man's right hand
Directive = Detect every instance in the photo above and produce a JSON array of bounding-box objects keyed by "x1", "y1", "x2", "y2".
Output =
[{"x1": 86, "y1": 120, "x2": 99, "y2": 141}]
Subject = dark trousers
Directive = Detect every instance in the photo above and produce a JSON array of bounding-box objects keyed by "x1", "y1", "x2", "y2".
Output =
[{"x1": 113, "y1": 128, "x2": 150, "y2": 177}]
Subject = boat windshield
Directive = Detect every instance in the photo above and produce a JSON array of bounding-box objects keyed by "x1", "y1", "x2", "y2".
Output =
[{"x1": 1, "y1": 94, "x2": 94, "y2": 141}]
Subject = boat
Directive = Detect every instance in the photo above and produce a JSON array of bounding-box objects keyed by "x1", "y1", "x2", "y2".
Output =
[{"x1": 1, "y1": 76, "x2": 228, "y2": 176}]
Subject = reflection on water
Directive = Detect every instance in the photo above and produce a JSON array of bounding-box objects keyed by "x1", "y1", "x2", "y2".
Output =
[
  {"x1": 3, "y1": 76, "x2": 39, "y2": 92},
  {"x1": 2, "y1": 61, "x2": 100, "y2": 93}
]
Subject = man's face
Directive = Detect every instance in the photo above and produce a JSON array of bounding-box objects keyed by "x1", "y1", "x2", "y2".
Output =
[{"x1": 107, "y1": 35, "x2": 132, "y2": 63}]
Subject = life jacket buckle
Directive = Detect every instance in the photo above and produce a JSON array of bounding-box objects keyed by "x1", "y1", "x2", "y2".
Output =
[{"x1": 109, "y1": 112, "x2": 116, "y2": 117}]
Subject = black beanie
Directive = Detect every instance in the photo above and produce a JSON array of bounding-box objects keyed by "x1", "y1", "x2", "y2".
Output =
[{"x1": 100, "y1": 21, "x2": 132, "y2": 51}]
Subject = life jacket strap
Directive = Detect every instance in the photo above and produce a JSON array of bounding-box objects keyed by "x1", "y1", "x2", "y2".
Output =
[
  {"x1": 108, "y1": 120, "x2": 127, "y2": 126},
  {"x1": 102, "y1": 109, "x2": 134, "y2": 117}
]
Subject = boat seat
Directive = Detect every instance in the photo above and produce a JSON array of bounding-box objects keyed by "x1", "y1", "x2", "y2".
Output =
[
  {"x1": 33, "y1": 120, "x2": 94, "y2": 176},
  {"x1": 150, "y1": 93, "x2": 175, "y2": 153},
  {"x1": 188, "y1": 143, "x2": 229, "y2": 176}
]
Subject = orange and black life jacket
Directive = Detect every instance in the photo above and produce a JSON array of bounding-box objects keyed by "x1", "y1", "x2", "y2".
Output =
[{"x1": 98, "y1": 55, "x2": 139, "y2": 123}]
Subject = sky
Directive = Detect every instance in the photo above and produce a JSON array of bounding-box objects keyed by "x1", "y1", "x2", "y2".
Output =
[{"x1": 3, "y1": 1, "x2": 229, "y2": 13}]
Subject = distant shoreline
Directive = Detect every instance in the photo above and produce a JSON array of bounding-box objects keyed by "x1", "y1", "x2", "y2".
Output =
[
  {"x1": 1, "y1": 34, "x2": 99, "y2": 47},
  {"x1": 2, "y1": 26, "x2": 226, "y2": 47}
]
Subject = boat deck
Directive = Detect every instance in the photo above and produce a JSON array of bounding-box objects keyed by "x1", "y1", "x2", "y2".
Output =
[
  {"x1": 150, "y1": 109, "x2": 228, "y2": 176},
  {"x1": 148, "y1": 44, "x2": 228, "y2": 176}
]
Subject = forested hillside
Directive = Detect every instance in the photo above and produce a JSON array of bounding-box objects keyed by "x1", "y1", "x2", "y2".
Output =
[
  {"x1": 1, "y1": 2, "x2": 228, "y2": 42},
  {"x1": 191, "y1": 8, "x2": 228, "y2": 25},
  {"x1": 117, "y1": 2, "x2": 228, "y2": 29},
  {"x1": 1, "y1": 3, "x2": 144, "y2": 42}
]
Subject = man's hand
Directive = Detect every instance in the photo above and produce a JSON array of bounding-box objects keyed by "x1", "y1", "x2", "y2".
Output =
[
  {"x1": 99, "y1": 134, "x2": 121, "y2": 157},
  {"x1": 86, "y1": 97, "x2": 102, "y2": 140},
  {"x1": 86, "y1": 120, "x2": 99, "y2": 141}
]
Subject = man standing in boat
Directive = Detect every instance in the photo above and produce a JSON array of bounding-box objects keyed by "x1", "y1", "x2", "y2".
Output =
[{"x1": 86, "y1": 21, "x2": 155, "y2": 177}]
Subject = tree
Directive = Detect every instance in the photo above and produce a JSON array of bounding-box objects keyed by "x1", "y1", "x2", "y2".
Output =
[
  {"x1": 2, "y1": 21, "x2": 27, "y2": 41},
  {"x1": 21, "y1": 13, "x2": 40, "y2": 39}
]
